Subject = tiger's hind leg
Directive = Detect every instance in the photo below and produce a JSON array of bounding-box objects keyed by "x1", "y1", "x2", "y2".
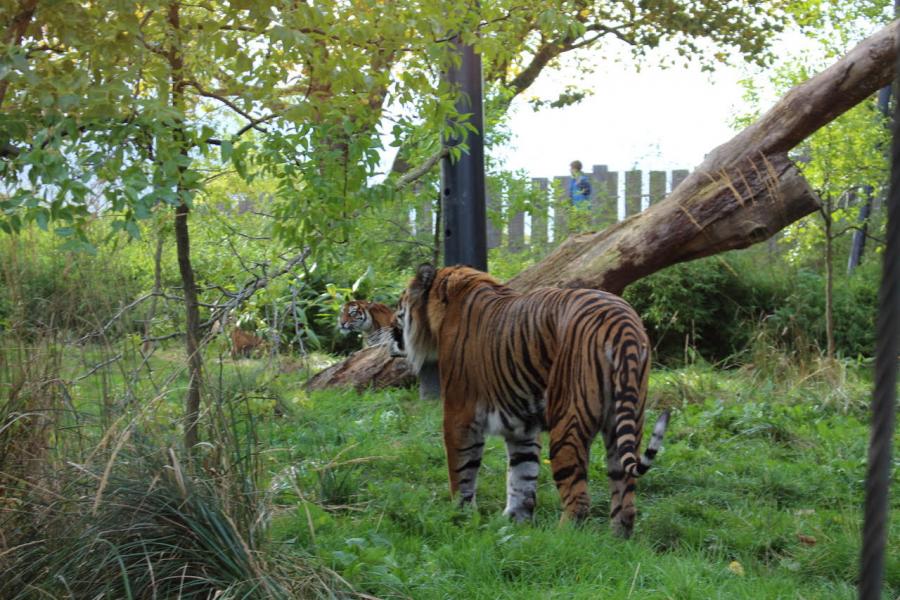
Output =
[
  {"x1": 546, "y1": 355, "x2": 602, "y2": 524},
  {"x1": 548, "y1": 409, "x2": 592, "y2": 523},
  {"x1": 605, "y1": 335, "x2": 650, "y2": 538},
  {"x1": 443, "y1": 410, "x2": 485, "y2": 507},
  {"x1": 602, "y1": 368, "x2": 645, "y2": 538},
  {"x1": 502, "y1": 428, "x2": 541, "y2": 522}
]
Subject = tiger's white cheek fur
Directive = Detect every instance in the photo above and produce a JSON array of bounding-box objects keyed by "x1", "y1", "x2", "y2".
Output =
[
  {"x1": 401, "y1": 310, "x2": 425, "y2": 373},
  {"x1": 401, "y1": 308, "x2": 437, "y2": 374}
]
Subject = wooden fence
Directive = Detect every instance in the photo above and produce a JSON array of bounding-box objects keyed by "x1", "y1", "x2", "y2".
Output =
[{"x1": 482, "y1": 164, "x2": 690, "y2": 251}]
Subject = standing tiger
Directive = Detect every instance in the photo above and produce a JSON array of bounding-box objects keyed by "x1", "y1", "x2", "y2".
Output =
[
  {"x1": 390, "y1": 264, "x2": 669, "y2": 536},
  {"x1": 339, "y1": 300, "x2": 395, "y2": 346}
]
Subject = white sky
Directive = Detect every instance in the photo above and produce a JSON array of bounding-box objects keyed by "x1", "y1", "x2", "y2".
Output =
[
  {"x1": 488, "y1": 32, "x2": 808, "y2": 180},
  {"x1": 493, "y1": 54, "x2": 749, "y2": 176},
  {"x1": 378, "y1": 17, "x2": 884, "y2": 186},
  {"x1": 492, "y1": 13, "x2": 887, "y2": 179}
]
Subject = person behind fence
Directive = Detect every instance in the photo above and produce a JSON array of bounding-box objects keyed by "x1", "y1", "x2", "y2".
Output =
[{"x1": 568, "y1": 160, "x2": 592, "y2": 206}]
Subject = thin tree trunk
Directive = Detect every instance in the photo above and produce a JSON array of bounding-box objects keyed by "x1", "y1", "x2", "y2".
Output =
[
  {"x1": 167, "y1": 1, "x2": 203, "y2": 451},
  {"x1": 823, "y1": 199, "x2": 836, "y2": 360},
  {"x1": 175, "y1": 202, "x2": 203, "y2": 450}
]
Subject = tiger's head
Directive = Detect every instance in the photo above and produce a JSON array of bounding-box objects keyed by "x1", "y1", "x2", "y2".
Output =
[
  {"x1": 338, "y1": 300, "x2": 374, "y2": 335},
  {"x1": 390, "y1": 263, "x2": 501, "y2": 372},
  {"x1": 390, "y1": 264, "x2": 441, "y2": 372}
]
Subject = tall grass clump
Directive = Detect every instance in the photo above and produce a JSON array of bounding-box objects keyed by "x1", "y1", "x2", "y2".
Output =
[
  {"x1": 0, "y1": 341, "x2": 66, "y2": 488},
  {"x1": 0, "y1": 235, "x2": 351, "y2": 598},
  {"x1": 0, "y1": 446, "x2": 346, "y2": 599},
  {"x1": 1, "y1": 358, "x2": 351, "y2": 600}
]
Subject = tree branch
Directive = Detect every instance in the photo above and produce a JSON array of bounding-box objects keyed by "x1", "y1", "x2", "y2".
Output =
[
  {"x1": 0, "y1": 0, "x2": 39, "y2": 109},
  {"x1": 833, "y1": 224, "x2": 885, "y2": 244},
  {"x1": 184, "y1": 80, "x2": 270, "y2": 133},
  {"x1": 394, "y1": 147, "x2": 449, "y2": 190},
  {"x1": 201, "y1": 247, "x2": 312, "y2": 330},
  {"x1": 74, "y1": 354, "x2": 124, "y2": 382}
]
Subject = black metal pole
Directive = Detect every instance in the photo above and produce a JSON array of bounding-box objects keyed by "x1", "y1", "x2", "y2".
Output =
[
  {"x1": 858, "y1": 30, "x2": 899, "y2": 600},
  {"x1": 441, "y1": 36, "x2": 487, "y2": 270},
  {"x1": 420, "y1": 33, "x2": 488, "y2": 400},
  {"x1": 847, "y1": 187, "x2": 871, "y2": 274}
]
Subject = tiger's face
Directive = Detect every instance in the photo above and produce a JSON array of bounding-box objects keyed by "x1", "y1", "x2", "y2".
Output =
[
  {"x1": 389, "y1": 265, "x2": 441, "y2": 372},
  {"x1": 338, "y1": 300, "x2": 372, "y2": 335}
]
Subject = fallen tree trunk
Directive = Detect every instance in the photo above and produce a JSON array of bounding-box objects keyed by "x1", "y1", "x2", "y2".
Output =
[
  {"x1": 509, "y1": 152, "x2": 818, "y2": 295},
  {"x1": 306, "y1": 345, "x2": 415, "y2": 392},
  {"x1": 510, "y1": 18, "x2": 899, "y2": 294},
  {"x1": 311, "y1": 19, "x2": 900, "y2": 391}
]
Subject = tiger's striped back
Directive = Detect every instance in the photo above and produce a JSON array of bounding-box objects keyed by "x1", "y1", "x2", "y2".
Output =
[{"x1": 392, "y1": 264, "x2": 669, "y2": 535}]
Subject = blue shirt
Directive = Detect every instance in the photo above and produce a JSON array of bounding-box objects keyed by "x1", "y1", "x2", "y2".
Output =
[{"x1": 569, "y1": 174, "x2": 592, "y2": 206}]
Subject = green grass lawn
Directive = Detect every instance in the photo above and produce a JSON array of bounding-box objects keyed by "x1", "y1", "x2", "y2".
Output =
[
  {"x1": 3, "y1": 343, "x2": 897, "y2": 599},
  {"x1": 258, "y1": 363, "x2": 898, "y2": 599}
]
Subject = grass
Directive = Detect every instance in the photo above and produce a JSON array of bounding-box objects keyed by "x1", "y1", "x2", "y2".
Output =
[
  {"x1": 1, "y1": 342, "x2": 897, "y2": 599},
  {"x1": 261, "y1": 361, "x2": 898, "y2": 599}
]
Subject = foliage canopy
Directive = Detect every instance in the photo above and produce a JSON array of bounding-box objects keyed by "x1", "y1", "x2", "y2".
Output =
[{"x1": 1, "y1": 0, "x2": 814, "y2": 258}]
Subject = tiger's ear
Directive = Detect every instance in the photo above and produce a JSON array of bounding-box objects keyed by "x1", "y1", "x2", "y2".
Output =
[{"x1": 415, "y1": 263, "x2": 436, "y2": 290}]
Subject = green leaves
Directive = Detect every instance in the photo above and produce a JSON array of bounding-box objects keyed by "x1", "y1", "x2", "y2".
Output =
[
  {"x1": 0, "y1": 0, "x2": 815, "y2": 271},
  {"x1": 733, "y1": 2, "x2": 890, "y2": 265}
]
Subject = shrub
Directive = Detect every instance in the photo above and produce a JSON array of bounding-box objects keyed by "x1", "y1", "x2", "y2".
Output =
[
  {"x1": 763, "y1": 259, "x2": 878, "y2": 359},
  {"x1": 624, "y1": 250, "x2": 879, "y2": 365},
  {"x1": 0, "y1": 230, "x2": 145, "y2": 338},
  {"x1": 625, "y1": 254, "x2": 772, "y2": 364},
  {"x1": 0, "y1": 447, "x2": 346, "y2": 599}
]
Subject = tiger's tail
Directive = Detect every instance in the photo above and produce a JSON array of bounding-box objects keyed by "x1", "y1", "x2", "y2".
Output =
[
  {"x1": 610, "y1": 344, "x2": 670, "y2": 479},
  {"x1": 632, "y1": 409, "x2": 670, "y2": 477}
]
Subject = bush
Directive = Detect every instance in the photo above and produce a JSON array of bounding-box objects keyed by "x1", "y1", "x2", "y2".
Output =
[
  {"x1": 624, "y1": 250, "x2": 879, "y2": 365},
  {"x1": 762, "y1": 259, "x2": 878, "y2": 359},
  {"x1": 0, "y1": 229, "x2": 145, "y2": 338},
  {"x1": 625, "y1": 253, "x2": 772, "y2": 364}
]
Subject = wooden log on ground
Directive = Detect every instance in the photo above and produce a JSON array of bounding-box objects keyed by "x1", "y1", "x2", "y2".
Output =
[
  {"x1": 310, "y1": 19, "x2": 900, "y2": 391},
  {"x1": 306, "y1": 345, "x2": 414, "y2": 392}
]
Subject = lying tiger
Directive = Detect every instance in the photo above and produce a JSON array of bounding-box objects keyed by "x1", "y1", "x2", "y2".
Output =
[
  {"x1": 390, "y1": 264, "x2": 669, "y2": 536},
  {"x1": 338, "y1": 300, "x2": 395, "y2": 346}
]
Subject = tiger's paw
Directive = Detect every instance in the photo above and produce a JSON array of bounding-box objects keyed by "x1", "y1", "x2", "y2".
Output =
[
  {"x1": 610, "y1": 508, "x2": 635, "y2": 538},
  {"x1": 457, "y1": 493, "x2": 477, "y2": 509},
  {"x1": 503, "y1": 506, "x2": 534, "y2": 523},
  {"x1": 503, "y1": 496, "x2": 535, "y2": 522}
]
